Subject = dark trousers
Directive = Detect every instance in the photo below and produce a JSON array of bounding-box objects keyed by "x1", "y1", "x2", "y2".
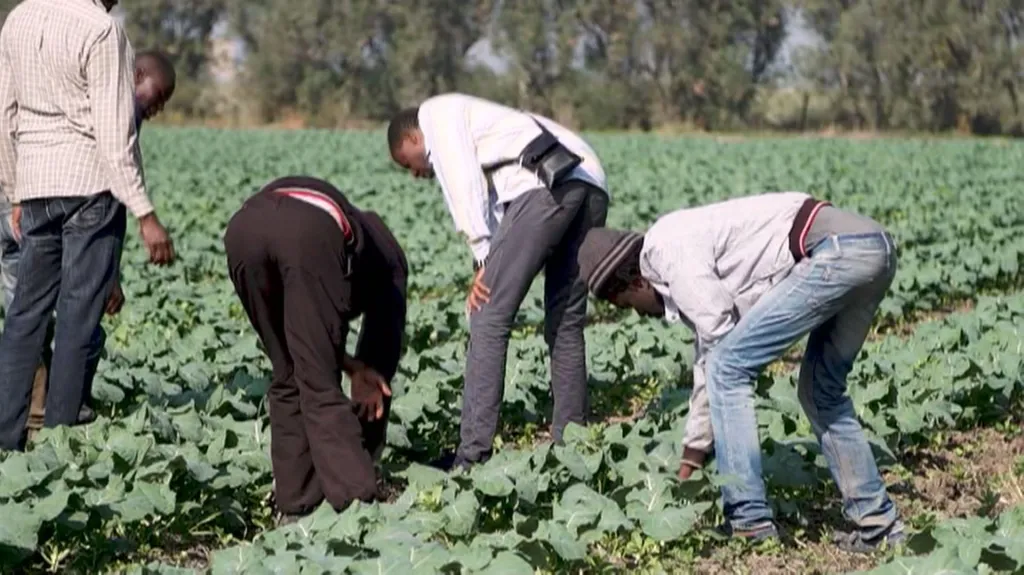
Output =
[
  {"x1": 223, "y1": 190, "x2": 381, "y2": 515},
  {"x1": 2, "y1": 194, "x2": 105, "y2": 432},
  {"x1": 25, "y1": 321, "x2": 102, "y2": 434},
  {"x1": 458, "y1": 181, "x2": 609, "y2": 463},
  {"x1": 0, "y1": 193, "x2": 125, "y2": 450}
]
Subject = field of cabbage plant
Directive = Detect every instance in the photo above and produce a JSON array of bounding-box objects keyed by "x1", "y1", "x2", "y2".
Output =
[{"x1": 0, "y1": 129, "x2": 1022, "y2": 575}]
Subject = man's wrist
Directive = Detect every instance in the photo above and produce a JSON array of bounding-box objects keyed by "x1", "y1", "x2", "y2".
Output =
[
  {"x1": 341, "y1": 354, "x2": 364, "y2": 375},
  {"x1": 680, "y1": 446, "x2": 708, "y2": 469}
]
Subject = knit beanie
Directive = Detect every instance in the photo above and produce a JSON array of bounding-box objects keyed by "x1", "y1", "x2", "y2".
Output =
[{"x1": 578, "y1": 228, "x2": 644, "y2": 297}]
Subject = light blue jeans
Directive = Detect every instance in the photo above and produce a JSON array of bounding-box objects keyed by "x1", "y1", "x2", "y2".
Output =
[
  {"x1": 705, "y1": 232, "x2": 899, "y2": 539},
  {"x1": 0, "y1": 196, "x2": 18, "y2": 308}
]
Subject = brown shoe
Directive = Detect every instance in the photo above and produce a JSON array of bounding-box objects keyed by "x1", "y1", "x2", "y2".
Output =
[
  {"x1": 25, "y1": 361, "x2": 97, "y2": 441},
  {"x1": 25, "y1": 363, "x2": 48, "y2": 441}
]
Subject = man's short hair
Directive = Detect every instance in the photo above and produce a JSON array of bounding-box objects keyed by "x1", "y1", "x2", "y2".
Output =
[
  {"x1": 387, "y1": 107, "x2": 420, "y2": 151},
  {"x1": 136, "y1": 50, "x2": 176, "y2": 93},
  {"x1": 598, "y1": 253, "x2": 644, "y2": 299}
]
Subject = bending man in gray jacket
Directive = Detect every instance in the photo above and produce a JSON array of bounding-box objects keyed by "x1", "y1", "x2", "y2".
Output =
[
  {"x1": 577, "y1": 192, "x2": 904, "y2": 552},
  {"x1": 387, "y1": 93, "x2": 609, "y2": 469}
]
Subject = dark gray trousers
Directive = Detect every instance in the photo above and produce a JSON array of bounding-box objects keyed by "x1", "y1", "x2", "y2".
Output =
[{"x1": 457, "y1": 180, "x2": 609, "y2": 463}]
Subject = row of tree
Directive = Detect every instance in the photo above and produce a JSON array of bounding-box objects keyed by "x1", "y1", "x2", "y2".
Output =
[{"x1": 2, "y1": 0, "x2": 1022, "y2": 134}]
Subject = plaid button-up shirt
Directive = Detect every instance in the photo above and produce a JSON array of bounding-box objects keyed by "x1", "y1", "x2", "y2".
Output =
[{"x1": 0, "y1": 0, "x2": 153, "y2": 217}]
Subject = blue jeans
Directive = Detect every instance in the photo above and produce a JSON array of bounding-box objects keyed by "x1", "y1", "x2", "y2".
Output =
[
  {"x1": 0, "y1": 196, "x2": 106, "y2": 416},
  {"x1": 0, "y1": 196, "x2": 19, "y2": 309},
  {"x1": 0, "y1": 194, "x2": 124, "y2": 450},
  {"x1": 705, "y1": 232, "x2": 900, "y2": 539}
]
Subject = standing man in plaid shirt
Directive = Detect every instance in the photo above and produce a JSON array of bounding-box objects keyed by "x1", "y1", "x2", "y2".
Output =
[{"x1": 0, "y1": 0, "x2": 175, "y2": 451}]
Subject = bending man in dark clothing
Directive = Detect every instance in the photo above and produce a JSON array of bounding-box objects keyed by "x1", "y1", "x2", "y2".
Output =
[{"x1": 223, "y1": 176, "x2": 408, "y2": 523}]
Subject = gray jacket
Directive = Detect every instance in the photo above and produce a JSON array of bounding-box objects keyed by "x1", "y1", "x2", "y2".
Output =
[{"x1": 639, "y1": 191, "x2": 810, "y2": 451}]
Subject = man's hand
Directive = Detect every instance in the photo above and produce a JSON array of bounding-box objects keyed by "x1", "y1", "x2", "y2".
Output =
[
  {"x1": 347, "y1": 358, "x2": 392, "y2": 421},
  {"x1": 466, "y1": 266, "x2": 490, "y2": 315},
  {"x1": 11, "y1": 204, "x2": 21, "y2": 242},
  {"x1": 138, "y1": 212, "x2": 175, "y2": 265},
  {"x1": 678, "y1": 446, "x2": 708, "y2": 480},
  {"x1": 105, "y1": 277, "x2": 124, "y2": 315}
]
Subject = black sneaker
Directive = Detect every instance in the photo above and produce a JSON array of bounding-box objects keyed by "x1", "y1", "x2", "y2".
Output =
[
  {"x1": 717, "y1": 521, "x2": 781, "y2": 542},
  {"x1": 276, "y1": 512, "x2": 309, "y2": 527},
  {"x1": 78, "y1": 404, "x2": 96, "y2": 425},
  {"x1": 429, "y1": 451, "x2": 458, "y2": 471},
  {"x1": 429, "y1": 451, "x2": 478, "y2": 472},
  {"x1": 834, "y1": 520, "x2": 906, "y2": 553},
  {"x1": 375, "y1": 476, "x2": 399, "y2": 503}
]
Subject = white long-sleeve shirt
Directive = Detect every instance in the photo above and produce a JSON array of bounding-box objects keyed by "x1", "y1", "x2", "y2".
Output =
[
  {"x1": 640, "y1": 192, "x2": 811, "y2": 451},
  {"x1": 418, "y1": 93, "x2": 608, "y2": 264}
]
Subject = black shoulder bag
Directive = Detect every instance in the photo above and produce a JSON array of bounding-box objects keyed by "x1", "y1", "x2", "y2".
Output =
[{"x1": 483, "y1": 117, "x2": 583, "y2": 190}]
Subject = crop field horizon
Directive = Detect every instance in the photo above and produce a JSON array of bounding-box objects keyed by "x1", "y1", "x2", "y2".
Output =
[{"x1": 0, "y1": 128, "x2": 1022, "y2": 575}]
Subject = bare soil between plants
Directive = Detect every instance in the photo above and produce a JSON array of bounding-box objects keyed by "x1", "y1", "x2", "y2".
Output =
[{"x1": 689, "y1": 426, "x2": 1024, "y2": 575}]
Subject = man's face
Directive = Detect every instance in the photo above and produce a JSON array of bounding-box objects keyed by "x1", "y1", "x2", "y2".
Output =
[
  {"x1": 390, "y1": 131, "x2": 433, "y2": 179},
  {"x1": 607, "y1": 278, "x2": 665, "y2": 318},
  {"x1": 135, "y1": 75, "x2": 172, "y2": 120}
]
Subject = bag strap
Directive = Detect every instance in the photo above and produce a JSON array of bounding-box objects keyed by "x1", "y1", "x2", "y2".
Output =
[{"x1": 480, "y1": 116, "x2": 555, "y2": 174}]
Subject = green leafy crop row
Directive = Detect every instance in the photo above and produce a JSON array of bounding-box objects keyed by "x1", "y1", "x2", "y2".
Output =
[{"x1": 1, "y1": 130, "x2": 1022, "y2": 573}]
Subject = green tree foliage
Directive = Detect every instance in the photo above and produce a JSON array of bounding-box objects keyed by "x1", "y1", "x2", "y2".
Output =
[
  {"x1": 119, "y1": 0, "x2": 227, "y2": 118},
  {"x1": 11, "y1": 0, "x2": 1010, "y2": 134},
  {"x1": 800, "y1": 0, "x2": 1024, "y2": 133}
]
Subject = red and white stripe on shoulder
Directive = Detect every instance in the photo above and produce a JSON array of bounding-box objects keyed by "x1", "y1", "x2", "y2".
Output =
[{"x1": 273, "y1": 187, "x2": 353, "y2": 241}]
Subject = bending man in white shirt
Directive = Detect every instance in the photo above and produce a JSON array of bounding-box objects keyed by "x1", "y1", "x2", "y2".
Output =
[
  {"x1": 576, "y1": 192, "x2": 904, "y2": 553},
  {"x1": 387, "y1": 93, "x2": 609, "y2": 469}
]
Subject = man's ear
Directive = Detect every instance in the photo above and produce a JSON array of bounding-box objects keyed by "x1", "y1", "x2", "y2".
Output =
[{"x1": 629, "y1": 276, "x2": 647, "y2": 289}]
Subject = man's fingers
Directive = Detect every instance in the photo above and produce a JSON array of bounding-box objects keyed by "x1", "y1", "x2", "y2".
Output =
[
  {"x1": 154, "y1": 244, "x2": 172, "y2": 265},
  {"x1": 379, "y1": 382, "x2": 392, "y2": 397},
  {"x1": 11, "y1": 205, "x2": 22, "y2": 242},
  {"x1": 472, "y1": 274, "x2": 491, "y2": 296},
  {"x1": 147, "y1": 238, "x2": 175, "y2": 265},
  {"x1": 470, "y1": 284, "x2": 490, "y2": 305}
]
